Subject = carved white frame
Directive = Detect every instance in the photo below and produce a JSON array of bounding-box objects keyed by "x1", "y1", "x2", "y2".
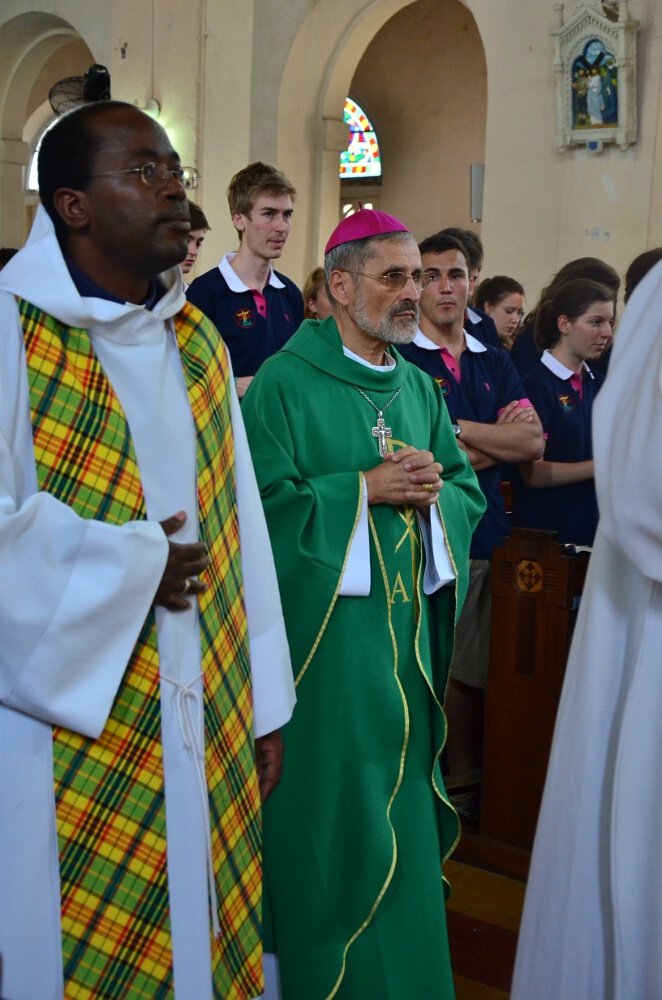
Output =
[{"x1": 551, "y1": 0, "x2": 639, "y2": 152}]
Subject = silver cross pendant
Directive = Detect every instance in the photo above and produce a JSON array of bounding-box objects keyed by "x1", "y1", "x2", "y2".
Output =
[{"x1": 371, "y1": 415, "x2": 392, "y2": 457}]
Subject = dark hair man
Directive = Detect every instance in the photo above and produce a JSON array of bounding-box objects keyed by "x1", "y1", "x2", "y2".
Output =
[
  {"x1": 180, "y1": 199, "x2": 210, "y2": 280},
  {"x1": 441, "y1": 227, "x2": 483, "y2": 289},
  {"x1": 187, "y1": 161, "x2": 303, "y2": 398},
  {"x1": 439, "y1": 226, "x2": 502, "y2": 348},
  {"x1": 398, "y1": 230, "x2": 543, "y2": 824},
  {"x1": 0, "y1": 100, "x2": 294, "y2": 1000},
  {"x1": 241, "y1": 208, "x2": 485, "y2": 998}
]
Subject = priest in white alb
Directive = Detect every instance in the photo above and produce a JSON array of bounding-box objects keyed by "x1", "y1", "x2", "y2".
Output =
[{"x1": 0, "y1": 100, "x2": 294, "y2": 1000}]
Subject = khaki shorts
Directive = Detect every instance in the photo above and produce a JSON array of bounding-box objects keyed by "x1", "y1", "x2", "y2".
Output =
[{"x1": 449, "y1": 558, "x2": 491, "y2": 689}]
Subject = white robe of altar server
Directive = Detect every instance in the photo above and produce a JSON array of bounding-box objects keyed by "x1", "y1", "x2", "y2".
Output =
[
  {"x1": 511, "y1": 259, "x2": 662, "y2": 1000},
  {"x1": 0, "y1": 208, "x2": 295, "y2": 1000}
]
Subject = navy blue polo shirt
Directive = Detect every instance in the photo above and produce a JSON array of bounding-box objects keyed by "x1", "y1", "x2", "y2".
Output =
[
  {"x1": 511, "y1": 323, "x2": 613, "y2": 379},
  {"x1": 509, "y1": 323, "x2": 539, "y2": 377},
  {"x1": 466, "y1": 306, "x2": 502, "y2": 350},
  {"x1": 511, "y1": 352, "x2": 604, "y2": 545},
  {"x1": 187, "y1": 254, "x2": 303, "y2": 377},
  {"x1": 398, "y1": 329, "x2": 528, "y2": 559}
]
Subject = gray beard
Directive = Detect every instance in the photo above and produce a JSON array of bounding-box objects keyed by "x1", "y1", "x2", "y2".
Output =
[{"x1": 352, "y1": 296, "x2": 420, "y2": 345}]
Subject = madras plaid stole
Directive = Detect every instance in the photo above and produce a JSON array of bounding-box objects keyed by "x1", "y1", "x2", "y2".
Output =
[{"x1": 19, "y1": 298, "x2": 262, "y2": 999}]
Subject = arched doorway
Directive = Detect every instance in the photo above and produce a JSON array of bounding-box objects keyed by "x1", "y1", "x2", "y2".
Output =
[
  {"x1": 275, "y1": 0, "x2": 487, "y2": 281},
  {"x1": 0, "y1": 12, "x2": 94, "y2": 247},
  {"x1": 344, "y1": 0, "x2": 486, "y2": 240}
]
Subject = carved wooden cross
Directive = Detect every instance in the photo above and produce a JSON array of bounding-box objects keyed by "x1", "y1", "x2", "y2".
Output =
[{"x1": 372, "y1": 415, "x2": 392, "y2": 457}]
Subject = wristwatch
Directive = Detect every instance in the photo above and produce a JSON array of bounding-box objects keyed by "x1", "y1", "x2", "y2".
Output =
[{"x1": 452, "y1": 423, "x2": 462, "y2": 439}]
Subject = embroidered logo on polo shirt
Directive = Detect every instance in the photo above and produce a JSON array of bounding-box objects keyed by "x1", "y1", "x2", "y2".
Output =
[
  {"x1": 434, "y1": 377, "x2": 451, "y2": 397},
  {"x1": 234, "y1": 308, "x2": 256, "y2": 329},
  {"x1": 558, "y1": 393, "x2": 576, "y2": 413}
]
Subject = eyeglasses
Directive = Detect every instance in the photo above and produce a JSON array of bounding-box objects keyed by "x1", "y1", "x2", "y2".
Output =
[
  {"x1": 338, "y1": 268, "x2": 434, "y2": 291},
  {"x1": 75, "y1": 162, "x2": 201, "y2": 190}
]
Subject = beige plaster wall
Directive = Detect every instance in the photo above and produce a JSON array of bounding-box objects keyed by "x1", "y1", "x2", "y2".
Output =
[
  {"x1": 471, "y1": 0, "x2": 662, "y2": 303},
  {"x1": 269, "y1": 0, "x2": 660, "y2": 300},
  {"x1": 195, "y1": 0, "x2": 256, "y2": 270}
]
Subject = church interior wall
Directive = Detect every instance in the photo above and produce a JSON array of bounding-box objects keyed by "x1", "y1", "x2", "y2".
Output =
[
  {"x1": 249, "y1": 0, "x2": 309, "y2": 164},
  {"x1": 473, "y1": 0, "x2": 662, "y2": 302},
  {"x1": 549, "y1": 0, "x2": 662, "y2": 272},
  {"x1": 0, "y1": 0, "x2": 659, "y2": 307},
  {"x1": 272, "y1": 0, "x2": 427, "y2": 282},
  {"x1": 197, "y1": 0, "x2": 255, "y2": 259},
  {"x1": 474, "y1": 1, "x2": 565, "y2": 299},
  {"x1": 346, "y1": 0, "x2": 487, "y2": 246}
]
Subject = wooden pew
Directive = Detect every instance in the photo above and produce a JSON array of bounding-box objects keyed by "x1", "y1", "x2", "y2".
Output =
[{"x1": 478, "y1": 529, "x2": 589, "y2": 854}]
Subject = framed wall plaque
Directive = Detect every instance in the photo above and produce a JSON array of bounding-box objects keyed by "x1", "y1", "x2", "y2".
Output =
[{"x1": 551, "y1": 0, "x2": 639, "y2": 152}]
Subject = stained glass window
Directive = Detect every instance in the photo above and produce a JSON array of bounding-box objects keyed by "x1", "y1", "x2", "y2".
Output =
[{"x1": 340, "y1": 98, "x2": 381, "y2": 180}]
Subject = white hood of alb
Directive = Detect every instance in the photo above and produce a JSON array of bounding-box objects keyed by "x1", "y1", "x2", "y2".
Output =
[{"x1": 0, "y1": 205, "x2": 186, "y2": 336}]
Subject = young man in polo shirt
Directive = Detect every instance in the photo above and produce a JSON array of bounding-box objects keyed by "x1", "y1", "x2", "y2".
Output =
[
  {"x1": 398, "y1": 231, "x2": 543, "y2": 822},
  {"x1": 439, "y1": 227, "x2": 501, "y2": 349},
  {"x1": 187, "y1": 162, "x2": 304, "y2": 397},
  {"x1": 180, "y1": 200, "x2": 210, "y2": 287}
]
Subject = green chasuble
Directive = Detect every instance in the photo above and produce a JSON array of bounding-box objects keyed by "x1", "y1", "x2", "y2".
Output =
[{"x1": 241, "y1": 317, "x2": 485, "y2": 1000}]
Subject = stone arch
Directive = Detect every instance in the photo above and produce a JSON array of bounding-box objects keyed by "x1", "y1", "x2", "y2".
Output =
[
  {"x1": 0, "y1": 11, "x2": 95, "y2": 245},
  {"x1": 275, "y1": 0, "x2": 487, "y2": 280}
]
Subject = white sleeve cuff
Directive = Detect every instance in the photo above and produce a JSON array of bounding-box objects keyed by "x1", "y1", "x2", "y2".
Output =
[
  {"x1": 418, "y1": 505, "x2": 456, "y2": 594},
  {"x1": 338, "y1": 480, "x2": 371, "y2": 596},
  {"x1": 250, "y1": 616, "x2": 296, "y2": 737}
]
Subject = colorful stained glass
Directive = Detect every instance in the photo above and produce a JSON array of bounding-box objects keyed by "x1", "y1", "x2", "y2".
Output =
[{"x1": 340, "y1": 98, "x2": 382, "y2": 180}]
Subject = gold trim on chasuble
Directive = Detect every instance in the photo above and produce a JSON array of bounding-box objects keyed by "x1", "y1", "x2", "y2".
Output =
[
  {"x1": 388, "y1": 434, "x2": 461, "y2": 847},
  {"x1": 423, "y1": 490, "x2": 463, "y2": 865},
  {"x1": 411, "y1": 499, "x2": 462, "y2": 865},
  {"x1": 323, "y1": 511, "x2": 411, "y2": 1000},
  {"x1": 19, "y1": 298, "x2": 261, "y2": 1000},
  {"x1": 325, "y1": 498, "x2": 461, "y2": 998}
]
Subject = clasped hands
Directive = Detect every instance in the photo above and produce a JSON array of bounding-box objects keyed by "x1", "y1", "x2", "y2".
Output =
[{"x1": 364, "y1": 446, "x2": 442, "y2": 509}]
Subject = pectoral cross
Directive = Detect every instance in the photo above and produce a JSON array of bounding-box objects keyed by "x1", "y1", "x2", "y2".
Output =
[{"x1": 372, "y1": 415, "x2": 392, "y2": 457}]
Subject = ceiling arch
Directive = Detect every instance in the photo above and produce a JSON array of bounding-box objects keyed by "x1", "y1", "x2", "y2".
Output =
[
  {"x1": 0, "y1": 13, "x2": 94, "y2": 138},
  {"x1": 275, "y1": 0, "x2": 485, "y2": 270}
]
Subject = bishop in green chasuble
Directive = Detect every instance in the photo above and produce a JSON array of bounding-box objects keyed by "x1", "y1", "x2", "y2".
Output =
[{"x1": 243, "y1": 301, "x2": 485, "y2": 999}]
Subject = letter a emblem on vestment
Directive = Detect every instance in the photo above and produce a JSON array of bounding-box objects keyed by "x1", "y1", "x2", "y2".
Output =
[{"x1": 390, "y1": 570, "x2": 411, "y2": 604}]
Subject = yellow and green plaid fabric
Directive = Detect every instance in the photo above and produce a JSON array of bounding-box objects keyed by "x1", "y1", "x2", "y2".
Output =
[{"x1": 20, "y1": 297, "x2": 262, "y2": 999}]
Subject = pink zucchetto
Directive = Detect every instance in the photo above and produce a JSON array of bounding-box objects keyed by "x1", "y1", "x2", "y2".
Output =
[{"x1": 324, "y1": 208, "x2": 411, "y2": 254}]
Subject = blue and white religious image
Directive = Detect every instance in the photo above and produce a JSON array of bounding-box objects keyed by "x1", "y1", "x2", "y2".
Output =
[{"x1": 571, "y1": 38, "x2": 618, "y2": 128}]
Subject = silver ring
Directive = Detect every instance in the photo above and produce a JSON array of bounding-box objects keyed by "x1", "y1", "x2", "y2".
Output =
[{"x1": 182, "y1": 578, "x2": 191, "y2": 594}]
